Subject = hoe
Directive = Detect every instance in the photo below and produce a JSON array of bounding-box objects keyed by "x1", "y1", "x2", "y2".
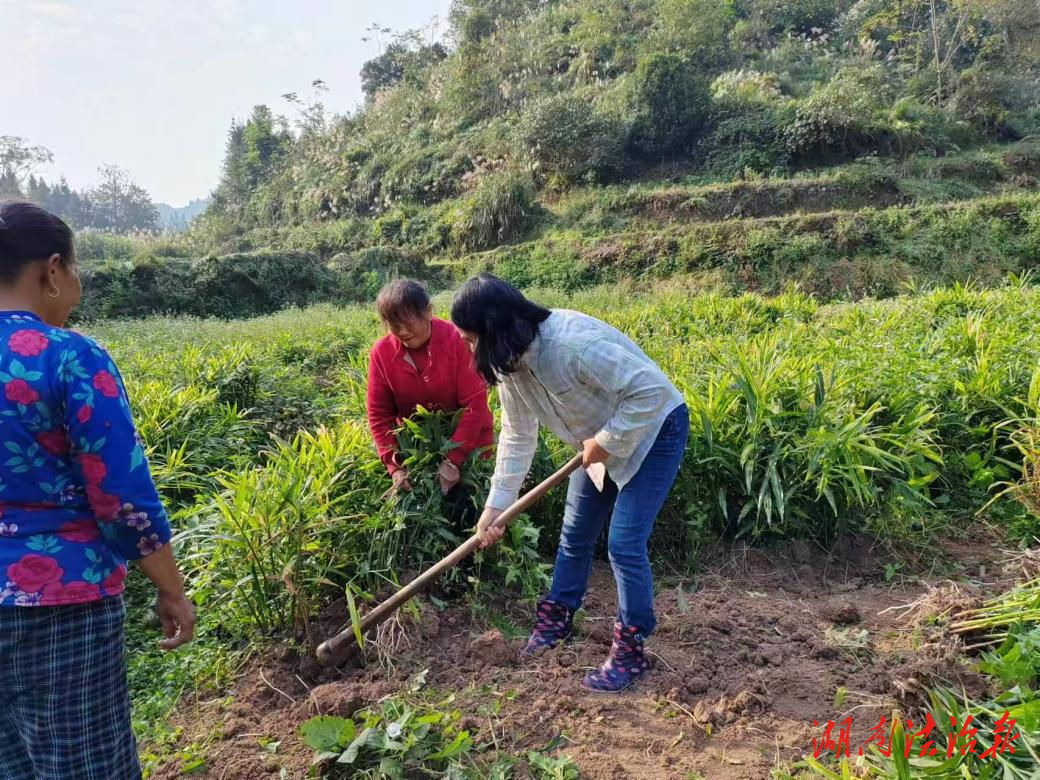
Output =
[{"x1": 316, "y1": 453, "x2": 584, "y2": 667}]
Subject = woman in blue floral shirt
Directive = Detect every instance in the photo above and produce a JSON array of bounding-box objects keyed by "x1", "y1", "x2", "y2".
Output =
[{"x1": 0, "y1": 201, "x2": 195, "y2": 780}]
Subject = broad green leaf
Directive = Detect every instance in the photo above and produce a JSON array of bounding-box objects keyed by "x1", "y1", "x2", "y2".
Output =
[
  {"x1": 299, "y1": 716, "x2": 354, "y2": 752},
  {"x1": 338, "y1": 726, "x2": 376, "y2": 764}
]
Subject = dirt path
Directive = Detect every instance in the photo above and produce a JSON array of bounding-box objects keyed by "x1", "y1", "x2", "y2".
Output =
[{"x1": 152, "y1": 529, "x2": 1023, "y2": 779}]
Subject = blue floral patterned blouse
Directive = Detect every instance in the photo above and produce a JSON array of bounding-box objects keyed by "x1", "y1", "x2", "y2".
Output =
[{"x1": 0, "y1": 311, "x2": 170, "y2": 607}]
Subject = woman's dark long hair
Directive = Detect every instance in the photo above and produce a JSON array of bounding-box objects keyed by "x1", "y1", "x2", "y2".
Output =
[{"x1": 451, "y1": 273, "x2": 550, "y2": 385}]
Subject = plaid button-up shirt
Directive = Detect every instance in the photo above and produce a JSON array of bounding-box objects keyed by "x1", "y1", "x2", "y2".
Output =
[{"x1": 485, "y1": 309, "x2": 685, "y2": 510}]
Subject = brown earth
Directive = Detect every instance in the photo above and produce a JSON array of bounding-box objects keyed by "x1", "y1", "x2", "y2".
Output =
[{"x1": 150, "y1": 528, "x2": 1020, "y2": 780}]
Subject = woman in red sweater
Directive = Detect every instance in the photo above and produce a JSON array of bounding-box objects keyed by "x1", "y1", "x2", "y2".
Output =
[{"x1": 366, "y1": 279, "x2": 494, "y2": 539}]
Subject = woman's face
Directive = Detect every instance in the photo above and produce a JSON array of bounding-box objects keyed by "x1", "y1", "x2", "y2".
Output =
[{"x1": 387, "y1": 307, "x2": 433, "y2": 350}]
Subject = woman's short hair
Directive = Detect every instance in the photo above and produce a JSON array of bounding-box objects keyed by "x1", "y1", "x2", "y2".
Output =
[
  {"x1": 376, "y1": 278, "x2": 431, "y2": 324},
  {"x1": 0, "y1": 200, "x2": 75, "y2": 286},
  {"x1": 450, "y1": 273, "x2": 550, "y2": 385}
]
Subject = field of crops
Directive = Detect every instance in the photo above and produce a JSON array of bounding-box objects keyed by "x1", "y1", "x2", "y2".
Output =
[{"x1": 81, "y1": 278, "x2": 1040, "y2": 778}]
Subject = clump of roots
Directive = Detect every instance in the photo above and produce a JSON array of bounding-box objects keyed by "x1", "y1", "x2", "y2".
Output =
[
  {"x1": 885, "y1": 581, "x2": 981, "y2": 630},
  {"x1": 371, "y1": 607, "x2": 423, "y2": 674}
]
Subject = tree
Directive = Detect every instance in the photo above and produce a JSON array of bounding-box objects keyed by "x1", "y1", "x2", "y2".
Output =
[
  {"x1": 282, "y1": 79, "x2": 331, "y2": 137},
  {"x1": 361, "y1": 43, "x2": 409, "y2": 99},
  {"x1": 517, "y1": 95, "x2": 625, "y2": 184},
  {"x1": 85, "y1": 165, "x2": 159, "y2": 232},
  {"x1": 360, "y1": 32, "x2": 448, "y2": 100},
  {"x1": 211, "y1": 120, "x2": 249, "y2": 217},
  {"x1": 0, "y1": 136, "x2": 53, "y2": 194},
  {"x1": 848, "y1": 0, "x2": 991, "y2": 102},
  {"x1": 927, "y1": 0, "x2": 983, "y2": 100},
  {"x1": 0, "y1": 168, "x2": 21, "y2": 197},
  {"x1": 241, "y1": 105, "x2": 291, "y2": 189},
  {"x1": 44, "y1": 177, "x2": 92, "y2": 227},
  {"x1": 207, "y1": 104, "x2": 293, "y2": 227},
  {"x1": 459, "y1": 8, "x2": 495, "y2": 45},
  {"x1": 628, "y1": 53, "x2": 711, "y2": 157},
  {"x1": 25, "y1": 175, "x2": 51, "y2": 205},
  {"x1": 788, "y1": 64, "x2": 895, "y2": 156},
  {"x1": 447, "y1": 0, "x2": 544, "y2": 45},
  {"x1": 17, "y1": 174, "x2": 90, "y2": 227},
  {"x1": 209, "y1": 105, "x2": 292, "y2": 221},
  {"x1": 967, "y1": 0, "x2": 1040, "y2": 83}
]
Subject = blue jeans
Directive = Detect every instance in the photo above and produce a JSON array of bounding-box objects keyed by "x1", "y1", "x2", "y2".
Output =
[{"x1": 548, "y1": 404, "x2": 689, "y2": 636}]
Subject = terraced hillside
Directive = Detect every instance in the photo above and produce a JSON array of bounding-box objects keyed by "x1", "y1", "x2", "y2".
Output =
[{"x1": 77, "y1": 143, "x2": 1040, "y2": 321}]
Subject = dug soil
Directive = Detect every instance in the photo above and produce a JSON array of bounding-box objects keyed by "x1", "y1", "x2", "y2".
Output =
[{"x1": 151, "y1": 527, "x2": 1026, "y2": 779}]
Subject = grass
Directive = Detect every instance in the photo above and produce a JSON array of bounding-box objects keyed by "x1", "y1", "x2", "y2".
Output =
[
  {"x1": 545, "y1": 143, "x2": 1040, "y2": 235},
  {"x1": 463, "y1": 190, "x2": 1040, "y2": 299}
]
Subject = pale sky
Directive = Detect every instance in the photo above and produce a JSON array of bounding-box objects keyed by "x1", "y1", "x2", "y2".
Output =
[{"x1": 2, "y1": 0, "x2": 451, "y2": 206}]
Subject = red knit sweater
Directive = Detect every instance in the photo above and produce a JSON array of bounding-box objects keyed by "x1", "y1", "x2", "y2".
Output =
[{"x1": 366, "y1": 317, "x2": 494, "y2": 474}]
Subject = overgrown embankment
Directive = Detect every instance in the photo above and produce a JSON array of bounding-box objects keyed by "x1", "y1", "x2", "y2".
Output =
[{"x1": 79, "y1": 145, "x2": 1040, "y2": 320}]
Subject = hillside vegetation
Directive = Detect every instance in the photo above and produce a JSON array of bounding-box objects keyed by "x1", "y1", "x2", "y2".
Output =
[{"x1": 73, "y1": 0, "x2": 1040, "y2": 318}]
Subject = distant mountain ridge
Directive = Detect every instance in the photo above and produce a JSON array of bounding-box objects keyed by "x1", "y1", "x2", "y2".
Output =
[{"x1": 155, "y1": 198, "x2": 209, "y2": 232}]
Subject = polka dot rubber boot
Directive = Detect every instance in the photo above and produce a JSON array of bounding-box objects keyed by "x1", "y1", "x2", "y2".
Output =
[
  {"x1": 581, "y1": 621, "x2": 650, "y2": 693},
  {"x1": 519, "y1": 598, "x2": 573, "y2": 659}
]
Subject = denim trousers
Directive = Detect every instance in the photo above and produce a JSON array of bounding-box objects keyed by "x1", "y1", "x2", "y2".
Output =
[{"x1": 547, "y1": 404, "x2": 689, "y2": 636}]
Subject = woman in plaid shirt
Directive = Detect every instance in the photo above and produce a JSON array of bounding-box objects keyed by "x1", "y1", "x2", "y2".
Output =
[
  {"x1": 452, "y1": 273, "x2": 689, "y2": 693},
  {"x1": 0, "y1": 201, "x2": 194, "y2": 779}
]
